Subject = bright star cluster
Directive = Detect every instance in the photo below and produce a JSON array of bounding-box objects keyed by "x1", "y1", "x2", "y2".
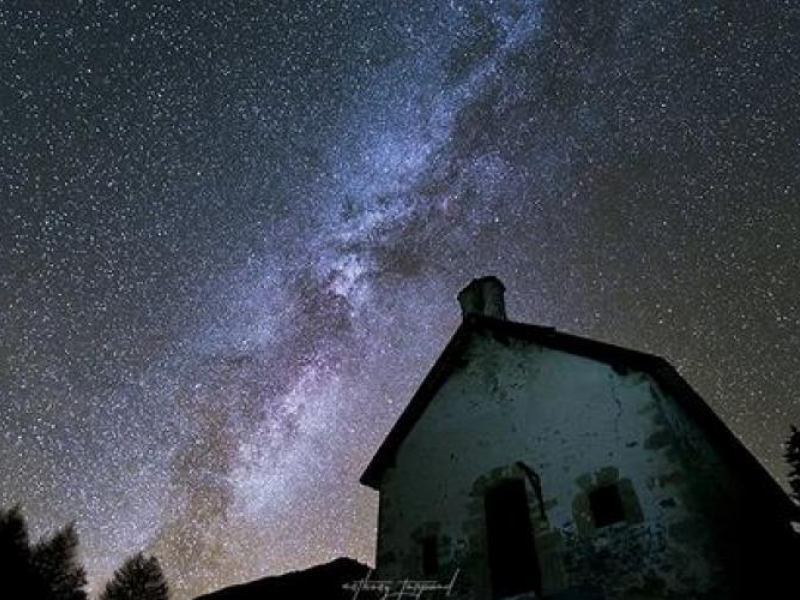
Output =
[{"x1": 1, "y1": 1, "x2": 799, "y2": 598}]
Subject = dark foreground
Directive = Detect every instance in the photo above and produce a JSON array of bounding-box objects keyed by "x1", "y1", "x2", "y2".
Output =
[{"x1": 194, "y1": 557, "x2": 370, "y2": 600}]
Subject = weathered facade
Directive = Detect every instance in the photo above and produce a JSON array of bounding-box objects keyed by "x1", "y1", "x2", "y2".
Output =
[{"x1": 360, "y1": 277, "x2": 798, "y2": 600}]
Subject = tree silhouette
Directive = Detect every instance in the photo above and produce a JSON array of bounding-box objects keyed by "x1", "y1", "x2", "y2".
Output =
[
  {"x1": 785, "y1": 425, "x2": 800, "y2": 503},
  {"x1": 31, "y1": 523, "x2": 88, "y2": 600},
  {"x1": 0, "y1": 506, "x2": 88, "y2": 600},
  {"x1": 0, "y1": 505, "x2": 36, "y2": 596},
  {"x1": 100, "y1": 552, "x2": 170, "y2": 600}
]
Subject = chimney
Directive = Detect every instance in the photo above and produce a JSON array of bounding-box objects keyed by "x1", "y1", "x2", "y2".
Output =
[{"x1": 457, "y1": 276, "x2": 507, "y2": 320}]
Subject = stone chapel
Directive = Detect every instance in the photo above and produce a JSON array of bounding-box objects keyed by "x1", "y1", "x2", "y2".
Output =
[{"x1": 360, "y1": 276, "x2": 798, "y2": 599}]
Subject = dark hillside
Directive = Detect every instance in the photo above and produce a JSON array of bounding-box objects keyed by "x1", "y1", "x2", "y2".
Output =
[{"x1": 194, "y1": 557, "x2": 370, "y2": 600}]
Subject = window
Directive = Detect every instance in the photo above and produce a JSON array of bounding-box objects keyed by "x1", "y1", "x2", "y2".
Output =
[
  {"x1": 485, "y1": 479, "x2": 541, "y2": 598},
  {"x1": 589, "y1": 484, "x2": 625, "y2": 528},
  {"x1": 421, "y1": 535, "x2": 438, "y2": 576}
]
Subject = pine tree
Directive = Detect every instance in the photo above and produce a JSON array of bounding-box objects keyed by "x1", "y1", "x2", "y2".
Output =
[
  {"x1": 1, "y1": 507, "x2": 88, "y2": 600},
  {"x1": 785, "y1": 425, "x2": 800, "y2": 503},
  {"x1": 31, "y1": 522, "x2": 88, "y2": 600},
  {"x1": 0, "y1": 504, "x2": 36, "y2": 597},
  {"x1": 100, "y1": 553, "x2": 170, "y2": 600}
]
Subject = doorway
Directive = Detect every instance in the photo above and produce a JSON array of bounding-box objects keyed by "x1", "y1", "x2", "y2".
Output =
[{"x1": 484, "y1": 478, "x2": 541, "y2": 598}]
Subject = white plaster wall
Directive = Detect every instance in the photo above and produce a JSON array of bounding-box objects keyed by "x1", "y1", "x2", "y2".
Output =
[{"x1": 376, "y1": 330, "x2": 736, "y2": 598}]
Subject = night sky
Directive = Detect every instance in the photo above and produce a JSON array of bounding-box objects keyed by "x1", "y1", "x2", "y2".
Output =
[{"x1": 2, "y1": 1, "x2": 799, "y2": 597}]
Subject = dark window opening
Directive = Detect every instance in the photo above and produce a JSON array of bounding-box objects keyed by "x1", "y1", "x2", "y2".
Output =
[
  {"x1": 589, "y1": 484, "x2": 625, "y2": 528},
  {"x1": 485, "y1": 478, "x2": 541, "y2": 599},
  {"x1": 422, "y1": 535, "x2": 438, "y2": 576}
]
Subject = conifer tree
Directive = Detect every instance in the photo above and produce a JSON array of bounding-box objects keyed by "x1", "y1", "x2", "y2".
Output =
[
  {"x1": 1, "y1": 506, "x2": 88, "y2": 599},
  {"x1": 100, "y1": 552, "x2": 170, "y2": 600},
  {"x1": 31, "y1": 522, "x2": 88, "y2": 600},
  {"x1": 785, "y1": 425, "x2": 800, "y2": 503},
  {"x1": 0, "y1": 505, "x2": 36, "y2": 596}
]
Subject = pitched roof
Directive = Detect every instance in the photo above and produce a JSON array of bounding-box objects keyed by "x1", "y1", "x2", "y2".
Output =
[{"x1": 359, "y1": 314, "x2": 798, "y2": 518}]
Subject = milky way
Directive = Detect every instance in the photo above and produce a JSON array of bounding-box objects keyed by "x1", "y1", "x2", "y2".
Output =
[{"x1": 2, "y1": 1, "x2": 800, "y2": 597}]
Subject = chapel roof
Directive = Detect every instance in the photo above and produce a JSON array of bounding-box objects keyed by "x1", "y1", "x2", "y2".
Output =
[{"x1": 359, "y1": 314, "x2": 798, "y2": 520}]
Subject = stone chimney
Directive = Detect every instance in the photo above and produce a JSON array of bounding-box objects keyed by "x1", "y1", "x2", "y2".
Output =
[{"x1": 457, "y1": 276, "x2": 507, "y2": 320}]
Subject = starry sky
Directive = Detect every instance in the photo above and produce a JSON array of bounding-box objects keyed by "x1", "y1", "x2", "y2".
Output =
[{"x1": 1, "y1": 0, "x2": 799, "y2": 597}]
